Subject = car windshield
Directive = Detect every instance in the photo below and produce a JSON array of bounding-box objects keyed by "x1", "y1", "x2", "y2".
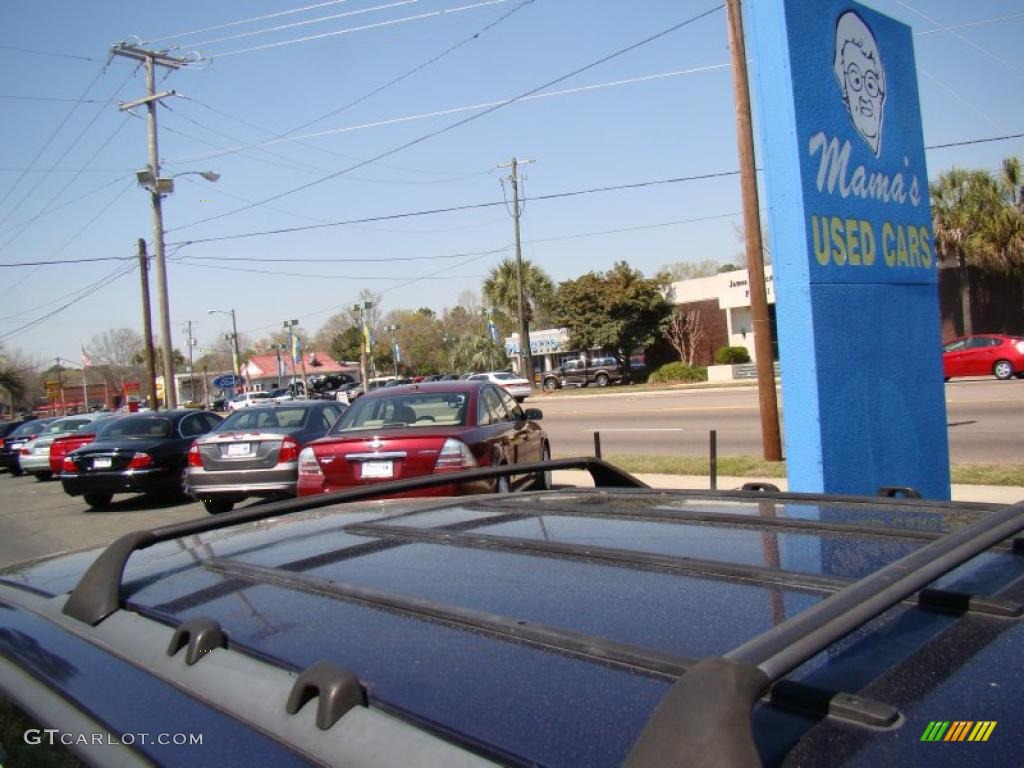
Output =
[
  {"x1": 332, "y1": 392, "x2": 468, "y2": 432},
  {"x1": 11, "y1": 420, "x2": 48, "y2": 437},
  {"x1": 42, "y1": 418, "x2": 92, "y2": 435},
  {"x1": 217, "y1": 407, "x2": 309, "y2": 431},
  {"x1": 492, "y1": 372, "x2": 518, "y2": 381},
  {"x1": 98, "y1": 415, "x2": 172, "y2": 439}
]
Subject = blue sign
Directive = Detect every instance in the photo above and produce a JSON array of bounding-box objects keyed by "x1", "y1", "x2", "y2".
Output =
[
  {"x1": 747, "y1": 0, "x2": 950, "y2": 498},
  {"x1": 211, "y1": 374, "x2": 240, "y2": 389}
]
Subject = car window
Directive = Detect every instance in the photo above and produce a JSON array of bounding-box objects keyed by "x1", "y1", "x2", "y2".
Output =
[
  {"x1": 276, "y1": 408, "x2": 309, "y2": 429},
  {"x1": 180, "y1": 413, "x2": 216, "y2": 438},
  {"x1": 966, "y1": 337, "x2": 995, "y2": 349},
  {"x1": 333, "y1": 393, "x2": 467, "y2": 431},
  {"x1": 477, "y1": 387, "x2": 507, "y2": 426},
  {"x1": 320, "y1": 405, "x2": 342, "y2": 429},
  {"x1": 497, "y1": 388, "x2": 523, "y2": 420},
  {"x1": 942, "y1": 339, "x2": 967, "y2": 352},
  {"x1": 101, "y1": 415, "x2": 172, "y2": 438}
]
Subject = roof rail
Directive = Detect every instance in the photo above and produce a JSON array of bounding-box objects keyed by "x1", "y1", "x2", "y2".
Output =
[
  {"x1": 624, "y1": 500, "x2": 1024, "y2": 768},
  {"x1": 61, "y1": 457, "x2": 646, "y2": 626}
]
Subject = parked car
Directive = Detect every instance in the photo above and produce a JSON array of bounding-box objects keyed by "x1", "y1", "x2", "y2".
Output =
[
  {"x1": 2, "y1": 460, "x2": 1023, "y2": 767},
  {"x1": 0, "y1": 418, "x2": 54, "y2": 475},
  {"x1": 308, "y1": 372, "x2": 358, "y2": 399},
  {"x1": 185, "y1": 400, "x2": 347, "y2": 514},
  {"x1": 468, "y1": 370, "x2": 532, "y2": 402},
  {"x1": 60, "y1": 409, "x2": 222, "y2": 509},
  {"x1": 0, "y1": 418, "x2": 28, "y2": 440},
  {"x1": 942, "y1": 334, "x2": 1024, "y2": 380},
  {"x1": 297, "y1": 380, "x2": 550, "y2": 498},
  {"x1": 227, "y1": 391, "x2": 272, "y2": 410},
  {"x1": 542, "y1": 354, "x2": 626, "y2": 390},
  {"x1": 18, "y1": 413, "x2": 106, "y2": 481},
  {"x1": 47, "y1": 414, "x2": 123, "y2": 476},
  {"x1": 264, "y1": 386, "x2": 299, "y2": 403}
]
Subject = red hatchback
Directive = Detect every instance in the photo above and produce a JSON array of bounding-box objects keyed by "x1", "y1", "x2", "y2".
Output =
[
  {"x1": 942, "y1": 334, "x2": 1024, "y2": 381},
  {"x1": 297, "y1": 381, "x2": 551, "y2": 498}
]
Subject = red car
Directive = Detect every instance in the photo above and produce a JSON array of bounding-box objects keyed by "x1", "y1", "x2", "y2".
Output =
[
  {"x1": 297, "y1": 380, "x2": 551, "y2": 498},
  {"x1": 942, "y1": 334, "x2": 1024, "y2": 381}
]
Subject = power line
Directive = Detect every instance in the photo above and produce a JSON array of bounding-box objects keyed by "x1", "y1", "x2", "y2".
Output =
[
  {"x1": 0, "y1": 45, "x2": 104, "y2": 63},
  {"x1": 167, "y1": 4, "x2": 725, "y2": 234},
  {"x1": 926, "y1": 132, "x2": 1024, "y2": 151},
  {"x1": 0, "y1": 95, "x2": 108, "y2": 104},
  {"x1": 146, "y1": 0, "x2": 357, "y2": 44}
]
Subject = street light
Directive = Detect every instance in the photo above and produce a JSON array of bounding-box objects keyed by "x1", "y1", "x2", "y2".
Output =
[
  {"x1": 385, "y1": 324, "x2": 401, "y2": 377},
  {"x1": 207, "y1": 308, "x2": 241, "y2": 393},
  {"x1": 136, "y1": 168, "x2": 219, "y2": 409},
  {"x1": 283, "y1": 319, "x2": 308, "y2": 397}
]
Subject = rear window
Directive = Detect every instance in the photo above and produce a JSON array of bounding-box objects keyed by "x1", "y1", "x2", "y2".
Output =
[
  {"x1": 332, "y1": 393, "x2": 469, "y2": 432},
  {"x1": 98, "y1": 415, "x2": 172, "y2": 438},
  {"x1": 218, "y1": 407, "x2": 309, "y2": 431}
]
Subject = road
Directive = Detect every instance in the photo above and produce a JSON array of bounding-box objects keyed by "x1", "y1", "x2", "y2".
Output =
[
  {"x1": 536, "y1": 378, "x2": 1024, "y2": 463},
  {"x1": 0, "y1": 378, "x2": 1019, "y2": 569}
]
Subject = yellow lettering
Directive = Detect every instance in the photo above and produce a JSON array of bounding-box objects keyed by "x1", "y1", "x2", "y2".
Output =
[
  {"x1": 811, "y1": 216, "x2": 829, "y2": 265},
  {"x1": 918, "y1": 226, "x2": 932, "y2": 267},
  {"x1": 896, "y1": 225, "x2": 909, "y2": 266},
  {"x1": 859, "y1": 220, "x2": 876, "y2": 266},
  {"x1": 882, "y1": 222, "x2": 896, "y2": 266},
  {"x1": 845, "y1": 218, "x2": 861, "y2": 264},
  {"x1": 830, "y1": 217, "x2": 847, "y2": 265}
]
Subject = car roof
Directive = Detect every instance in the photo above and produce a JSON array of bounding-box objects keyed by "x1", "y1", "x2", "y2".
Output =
[
  {"x1": 6, "y1": 461, "x2": 1022, "y2": 767},
  {"x1": 355, "y1": 380, "x2": 488, "y2": 399}
]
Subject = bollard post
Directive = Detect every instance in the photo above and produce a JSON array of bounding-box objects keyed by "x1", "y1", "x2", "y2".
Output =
[
  {"x1": 593, "y1": 431, "x2": 602, "y2": 459},
  {"x1": 710, "y1": 429, "x2": 718, "y2": 490}
]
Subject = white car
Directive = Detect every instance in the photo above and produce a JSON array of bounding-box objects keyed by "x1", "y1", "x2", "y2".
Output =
[
  {"x1": 18, "y1": 414, "x2": 104, "y2": 481},
  {"x1": 468, "y1": 371, "x2": 532, "y2": 402},
  {"x1": 227, "y1": 392, "x2": 272, "y2": 410}
]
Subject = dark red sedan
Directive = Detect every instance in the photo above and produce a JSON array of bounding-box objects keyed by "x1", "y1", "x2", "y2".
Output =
[
  {"x1": 942, "y1": 334, "x2": 1024, "y2": 380},
  {"x1": 297, "y1": 380, "x2": 551, "y2": 498}
]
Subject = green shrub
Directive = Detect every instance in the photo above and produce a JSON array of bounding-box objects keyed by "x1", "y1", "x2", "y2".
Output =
[
  {"x1": 714, "y1": 346, "x2": 752, "y2": 365},
  {"x1": 649, "y1": 362, "x2": 708, "y2": 384}
]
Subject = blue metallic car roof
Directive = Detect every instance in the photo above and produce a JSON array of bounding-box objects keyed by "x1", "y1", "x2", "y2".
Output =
[{"x1": 3, "y1": 483, "x2": 1023, "y2": 767}]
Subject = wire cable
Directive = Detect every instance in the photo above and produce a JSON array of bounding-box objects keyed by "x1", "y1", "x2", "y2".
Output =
[
  {"x1": 167, "y1": 4, "x2": 725, "y2": 234},
  {"x1": 146, "y1": 0, "x2": 357, "y2": 45}
]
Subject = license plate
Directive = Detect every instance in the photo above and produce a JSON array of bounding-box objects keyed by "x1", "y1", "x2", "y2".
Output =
[
  {"x1": 226, "y1": 443, "x2": 252, "y2": 457},
  {"x1": 360, "y1": 460, "x2": 393, "y2": 479},
  {"x1": 93, "y1": 457, "x2": 112, "y2": 469}
]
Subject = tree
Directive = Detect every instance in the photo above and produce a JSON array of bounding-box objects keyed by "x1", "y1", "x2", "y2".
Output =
[
  {"x1": 451, "y1": 336, "x2": 508, "y2": 373},
  {"x1": 931, "y1": 158, "x2": 1024, "y2": 335},
  {"x1": 87, "y1": 329, "x2": 143, "y2": 371},
  {"x1": 483, "y1": 258, "x2": 555, "y2": 328},
  {"x1": 661, "y1": 259, "x2": 725, "y2": 282},
  {"x1": 0, "y1": 344, "x2": 25, "y2": 414},
  {"x1": 553, "y1": 262, "x2": 672, "y2": 360},
  {"x1": 665, "y1": 308, "x2": 707, "y2": 366}
]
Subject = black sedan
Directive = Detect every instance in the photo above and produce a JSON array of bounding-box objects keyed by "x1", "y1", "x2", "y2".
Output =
[
  {"x1": 185, "y1": 400, "x2": 346, "y2": 514},
  {"x1": 0, "y1": 418, "x2": 54, "y2": 475},
  {"x1": 61, "y1": 409, "x2": 222, "y2": 508}
]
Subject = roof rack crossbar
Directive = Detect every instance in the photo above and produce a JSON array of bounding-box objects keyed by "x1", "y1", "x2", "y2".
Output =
[
  {"x1": 477, "y1": 495, "x2": 1011, "y2": 545},
  {"x1": 347, "y1": 522, "x2": 1023, "y2": 618},
  {"x1": 61, "y1": 458, "x2": 642, "y2": 625},
  {"x1": 725, "y1": 502, "x2": 1024, "y2": 681},
  {"x1": 207, "y1": 558, "x2": 691, "y2": 679}
]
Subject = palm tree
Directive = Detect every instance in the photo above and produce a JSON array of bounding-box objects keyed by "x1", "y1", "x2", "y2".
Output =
[
  {"x1": 482, "y1": 258, "x2": 555, "y2": 328},
  {"x1": 451, "y1": 336, "x2": 507, "y2": 373},
  {"x1": 930, "y1": 166, "x2": 1016, "y2": 336}
]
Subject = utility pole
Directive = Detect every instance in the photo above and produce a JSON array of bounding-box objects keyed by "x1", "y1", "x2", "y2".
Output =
[
  {"x1": 113, "y1": 43, "x2": 189, "y2": 409},
  {"x1": 137, "y1": 238, "x2": 159, "y2": 410},
  {"x1": 56, "y1": 357, "x2": 66, "y2": 416},
  {"x1": 183, "y1": 319, "x2": 196, "y2": 404},
  {"x1": 499, "y1": 157, "x2": 536, "y2": 386},
  {"x1": 725, "y1": 0, "x2": 783, "y2": 461}
]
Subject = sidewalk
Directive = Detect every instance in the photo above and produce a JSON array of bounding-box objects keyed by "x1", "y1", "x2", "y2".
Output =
[{"x1": 552, "y1": 471, "x2": 1024, "y2": 505}]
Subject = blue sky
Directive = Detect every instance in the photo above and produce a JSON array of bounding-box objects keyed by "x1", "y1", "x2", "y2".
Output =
[{"x1": 1, "y1": 0, "x2": 1021, "y2": 366}]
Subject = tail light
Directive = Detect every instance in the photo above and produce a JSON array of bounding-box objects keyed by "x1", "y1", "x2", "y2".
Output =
[
  {"x1": 62, "y1": 456, "x2": 77, "y2": 473},
  {"x1": 187, "y1": 441, "x2": 202, "y2": 468},
  {"x1": 434, "y1": 438, "x2": 478, "y2": 471},
  {"x1": 127, "y1": 452, "x2": 153, "y2": 469},
  {"x1": 277, "y1": 437, "x2": 300, "y2": 464},
  {"x1": 1016, "y1": 340, "x2": 1024, "y2": 354},
  {"x1": 20, "y1": 446, "x2": 31, "y2": 456},
  {"x1": 0, "y1": 439, "x2": 5, "y2": 450},
  {"x1": 297, "y1": 447, "x2": 322, "y2": 476}
]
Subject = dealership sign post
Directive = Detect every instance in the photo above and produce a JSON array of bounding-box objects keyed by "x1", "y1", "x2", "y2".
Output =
[{"x1": 746, "y1": 0, "x2": 950, "y2": 498}]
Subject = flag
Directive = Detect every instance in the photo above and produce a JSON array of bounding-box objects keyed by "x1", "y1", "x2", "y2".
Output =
[
  {"x1": 291, "y1": 333, "x2": 302, "y2": 364},
  {"x1": 81, "y1": 347, "x2": 92, "y2": 368},
  {"x1": 487, "y1": 320, "x2": 500, "y2": 344},
  {"x1": 392, "y1": 338, "x2": 402, "y2": 365},
  {"x1": 363, "y1": 321, "x2": 372, "y2": 355}
]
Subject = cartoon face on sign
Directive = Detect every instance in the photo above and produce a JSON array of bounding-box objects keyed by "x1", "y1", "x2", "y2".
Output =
[{"x1": 833, "y1": 11, "x2": 885, "y2": 156}]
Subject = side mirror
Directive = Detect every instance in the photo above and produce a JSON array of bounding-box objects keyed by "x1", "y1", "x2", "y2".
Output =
[{"x1": 522, "y1": 408, "x2": 543, "y2": 421}]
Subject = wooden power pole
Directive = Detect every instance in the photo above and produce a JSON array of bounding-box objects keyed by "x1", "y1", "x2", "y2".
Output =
[{"x1": 725, "y1": 0, "x2": 783, "y2": 461}]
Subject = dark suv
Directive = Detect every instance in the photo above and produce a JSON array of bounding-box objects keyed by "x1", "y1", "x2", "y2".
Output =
[
  {"x1": 1, "y1": 460, "x2": 1022, "y2": 766},
  {"x1": 542, "y1": 355, "x2": 625, "y2": 390}
]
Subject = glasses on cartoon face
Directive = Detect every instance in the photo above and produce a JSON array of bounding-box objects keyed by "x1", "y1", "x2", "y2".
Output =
[{"x1": 845, "y1": 62, "x2": 882, "y2": 99}]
